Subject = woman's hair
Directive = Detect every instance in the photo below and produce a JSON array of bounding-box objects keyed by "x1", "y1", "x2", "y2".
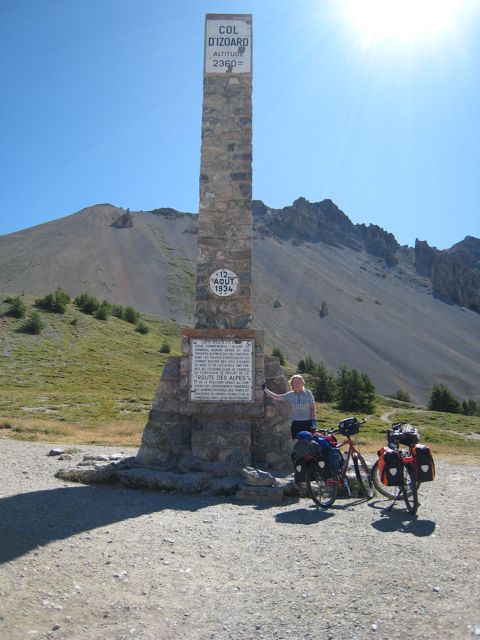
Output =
[{"x1": 289, "y1": 374, "x2": 305, "y2": 389}]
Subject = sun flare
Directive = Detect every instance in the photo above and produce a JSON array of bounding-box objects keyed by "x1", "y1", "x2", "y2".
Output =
[{"x1": 341, "y1": 0, "x2": 475, "y2": 47}]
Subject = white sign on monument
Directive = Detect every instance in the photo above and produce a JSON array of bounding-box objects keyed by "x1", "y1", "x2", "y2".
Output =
[
  {"x1": 205, "y1": 17, "x2": 252, "y2": 74},
  {"x1": 190, "y1": 339, "x2": 254, "y2": 401},
  {"x1": 209, "y1": 268, "x2": 238, "y2": 297}
]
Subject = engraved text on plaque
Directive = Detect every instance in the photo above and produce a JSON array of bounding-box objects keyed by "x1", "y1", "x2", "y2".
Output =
[{"x1": 190, "y1": 339, "x2": 254, "y2": 401}]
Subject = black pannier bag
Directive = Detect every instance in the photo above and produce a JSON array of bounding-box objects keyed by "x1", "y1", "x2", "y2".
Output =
[
  {"x1": 378, "y1": 447, "x2": 403, "y2": 486},
  {"x1": 313, "y1": 450, "x2": 331, "y2": 480},
  {"x1": 294, "y1": 466, "x2": 308, "y2": 483},
  {"x1": 293, "y1": 438, "x2": 330, "y2": 480},
  {"x1": 413, "y1": 445, "x2": 435, "y2": 481}
]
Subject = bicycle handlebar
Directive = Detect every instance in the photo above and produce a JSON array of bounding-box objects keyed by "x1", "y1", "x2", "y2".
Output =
[{"x1": 316, "y1": 417, "x2": 367, "y2": 436}]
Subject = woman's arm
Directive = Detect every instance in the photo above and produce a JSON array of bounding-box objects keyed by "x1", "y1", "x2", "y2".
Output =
[{"x1": 263, "y1": 387, "x2": 285, "y2": 402}]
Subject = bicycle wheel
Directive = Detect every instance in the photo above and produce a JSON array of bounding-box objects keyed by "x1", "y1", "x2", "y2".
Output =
[
  {"x1": 371, "y1": 459, "x2": 398, "y2": 499},
  {"x1": 402, "y1": 463, "x2": 419, "y2": 515},
  {"x1": 305, "y1": 465, "x2": 337, "y2": 508},
  {"x1": 353, "y1": 453, "x2": 374, "y2": 498}
]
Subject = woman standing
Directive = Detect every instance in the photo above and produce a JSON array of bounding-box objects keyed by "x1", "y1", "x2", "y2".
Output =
[{"x1": 264, "y1": 374, "x2": 317, "y2": 441}]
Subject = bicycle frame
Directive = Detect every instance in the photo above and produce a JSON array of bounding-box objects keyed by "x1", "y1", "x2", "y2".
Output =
[
  {"x1": 299, "y1": 418, "x2": 373, "y2": 507},
  {"x1": 324, "y1": 436, "x2": 364, "y2": 496}
]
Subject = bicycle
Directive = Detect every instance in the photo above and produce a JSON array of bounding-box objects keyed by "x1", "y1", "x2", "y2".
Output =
[
  {"x1": 293, "y1": 417, "x2": 374, "y2": 508},
  {"x1": 371, "y1": 423, "x2": 420, "y2": 515}
]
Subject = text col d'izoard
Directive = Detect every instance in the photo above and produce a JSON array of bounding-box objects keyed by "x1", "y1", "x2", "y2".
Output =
[{"x1": 205, "y1": 19, "x2": 252, "y2": 73}]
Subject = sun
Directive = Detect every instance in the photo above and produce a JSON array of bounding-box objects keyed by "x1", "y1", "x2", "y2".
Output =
[{"x1": 340, "y1": 0, "x2": 475, "y2": 48}]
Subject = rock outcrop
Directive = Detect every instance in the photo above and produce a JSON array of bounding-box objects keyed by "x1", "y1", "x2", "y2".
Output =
[
  {"x1": 414, "y1": 238, "x2": 480, "y2": 312},
  {"x1": 449, "y1": 236, "x2": 480, "y2": 271},
  {"x1": 111, "y1": 210, "x2": 134, "y2": 229}
]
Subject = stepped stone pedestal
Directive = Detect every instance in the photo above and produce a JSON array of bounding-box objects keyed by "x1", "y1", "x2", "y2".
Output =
[{"x1": 137, "y1": 344, "x2": 292, "y2": 471}]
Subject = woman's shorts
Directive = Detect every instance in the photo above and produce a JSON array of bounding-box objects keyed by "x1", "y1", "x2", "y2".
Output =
[{"x1": 291, "y1": 420, "x2": 314, "y2": 439}]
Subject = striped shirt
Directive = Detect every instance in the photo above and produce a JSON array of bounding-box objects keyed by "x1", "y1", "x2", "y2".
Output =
[{"x1": 283, "y1": 390, "x2": 315, "y2": 421}]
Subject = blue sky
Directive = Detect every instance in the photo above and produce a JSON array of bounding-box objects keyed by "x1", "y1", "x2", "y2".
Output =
[{"x1": 1, "y1": 0, "x2": 479, "y2": 249}]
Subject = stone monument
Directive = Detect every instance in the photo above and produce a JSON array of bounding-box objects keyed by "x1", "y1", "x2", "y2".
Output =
[{"x1": 137, "y1": 14, "x2": 291, "y2": 472}]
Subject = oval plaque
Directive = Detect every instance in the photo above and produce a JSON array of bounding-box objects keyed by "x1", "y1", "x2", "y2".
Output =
[{"x1": 209, "y1": 268, "x2": 238, "y2": 297}]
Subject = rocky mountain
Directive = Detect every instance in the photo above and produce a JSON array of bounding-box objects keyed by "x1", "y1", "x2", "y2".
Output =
[
  {"x1": 1, "y1": 199, "x2": 479, "y2": 405},
  {"x1": 254, "y1": 198, "x2": 480, "y2": 311}
]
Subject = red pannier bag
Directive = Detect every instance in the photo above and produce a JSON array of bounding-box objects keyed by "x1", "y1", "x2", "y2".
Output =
[{"x1": 377, "y1": 447, "x2": 403, "y2": 486}]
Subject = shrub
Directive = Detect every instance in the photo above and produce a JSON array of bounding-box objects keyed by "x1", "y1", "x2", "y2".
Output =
[
  {"x1": 135, "y1": 321, "x2": 150, "y2": 334},
  {"x1": 112, "y1": 305, "x2": 125, "y2": 320},
  {"x1": 75, "y1": 292, "x2": 100, "y2": 315},
  {"x1": 428, "y1": 383, "x2": 460, "y2": 413},
  {"x1": 35, "y1": 293, "x2": 55, "y2": 311},
  {"x1": 394, "y1": 389, "x2": 411, "y2": 403},
  {"x1": 94, "y1": 300, "x2": 113, "y2": 320},
  {"x1": 35, "y1": 288, "x2": 70, "y2": 313},
  {"x1": 5, "y1": 296, "x2": 27, "y2": 318},
  {"x1": 19, "y1": 312, "x2": 44, "y2": 334},
  {"x1": 159, "y1": 340, "x2": 171, "y2": 353},
  {"x1": 124, "y1": 306, "x2": 140, "y2": 324},
  {"x1": 95, "y1": 304, "x2": 110, "y2": 321},
  {"x1": 462, "y1": 400, "x2": 477, "y2": 416},
  {"x1": 56, "y1": 287, "x2": 71, "y2": 305},
  {"x1": 272, "y1": 346, "x2": 286, "y2": 366},
  {"x1": 297, "y1": 359, "x2": 306, "y2": 373}
]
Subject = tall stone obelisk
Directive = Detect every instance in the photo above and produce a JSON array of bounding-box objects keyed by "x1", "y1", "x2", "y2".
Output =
[
  {"x1": 194, "y1": 13, "x2": 253, "y2": 331},
  {"x1": 137, "y1": 14, "x2": 291, "y2": 471}
]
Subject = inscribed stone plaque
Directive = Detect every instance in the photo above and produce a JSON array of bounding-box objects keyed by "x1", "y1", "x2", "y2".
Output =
[
  {"x1": 190, "y1": 339, "x2": 254, "y2": 401},
  {"x1": 205, "y1": 16, "x2": 252, "y2": 74}
]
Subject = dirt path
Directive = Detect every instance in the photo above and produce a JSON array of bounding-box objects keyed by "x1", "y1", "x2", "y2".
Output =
[
  {"x1": 380, "y1": 410, "x2": 396, "y2": 423},
  {"x1": 1, "y1": 438, "x2": 479, "y2": 640}
]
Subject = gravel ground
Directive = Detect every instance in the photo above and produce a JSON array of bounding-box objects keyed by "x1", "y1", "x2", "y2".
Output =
[{"x1": 0, "y1": 437, "x2": 479, "y2": 640}]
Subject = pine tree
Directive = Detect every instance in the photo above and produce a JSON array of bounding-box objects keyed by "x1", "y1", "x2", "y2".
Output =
[
  {"x1": 304, "y1": 356, "x2": 315, "y2": 373},
  {"x1": 272, "y1": 347, "x2": 286, "y2": 366},
  {"x1": 335, "y1": 365, "x2": 375, "y2": 412},
  {"x1": 311, "y1": 361, "x2": 336, "y2": 402},
  {"x1": 428, "y1": 383, "x2": 460, "y2": 413}
]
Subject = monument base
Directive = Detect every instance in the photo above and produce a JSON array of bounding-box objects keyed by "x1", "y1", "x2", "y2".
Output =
[{"x1": 136, "y1": 328, "x2": 292, "y2": 471}]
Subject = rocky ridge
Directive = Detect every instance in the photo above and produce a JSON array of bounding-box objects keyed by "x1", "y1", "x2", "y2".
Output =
[{"x1": 253, "y1": 198, "x2": 400, "y2": 267}]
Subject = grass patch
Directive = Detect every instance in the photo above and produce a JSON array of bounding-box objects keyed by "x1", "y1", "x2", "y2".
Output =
[
  {"x1": 0, "y1": 293, "x2": 181, "y2": 446},
  {"x1": 1, "y1": 416, "x2": 144, "y2": 446}
]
